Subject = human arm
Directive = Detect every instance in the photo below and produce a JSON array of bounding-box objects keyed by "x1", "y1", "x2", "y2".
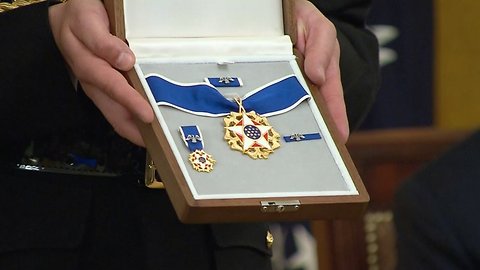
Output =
[{"x1": 48, "y1": 0, "x2": 153, "y2": 146}]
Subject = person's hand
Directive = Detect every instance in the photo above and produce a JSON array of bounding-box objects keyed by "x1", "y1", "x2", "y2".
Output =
[
  {"x1": 294, "y1": 0, "x2": 349, "y2": 144},
  {"x1": 48, "y1": 0, "x2": 154, "y2": 146}
]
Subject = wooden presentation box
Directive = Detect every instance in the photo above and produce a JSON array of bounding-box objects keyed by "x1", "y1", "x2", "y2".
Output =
[{"x1": 105, "y1": 0, "x2": 369, "y2": 223}]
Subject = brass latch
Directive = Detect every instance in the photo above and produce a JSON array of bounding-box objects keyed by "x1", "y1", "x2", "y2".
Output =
[
  {"x1": 260, "y1": 200, "x2": 301, "y2": 213},
  {"x1": 145, "y1": 152, "x2": 165, "y2": 189}
]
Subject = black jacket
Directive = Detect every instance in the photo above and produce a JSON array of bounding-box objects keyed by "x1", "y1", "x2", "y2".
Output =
[{"x1": 394, "y1": 130, "x2": 480, "y2": 270}]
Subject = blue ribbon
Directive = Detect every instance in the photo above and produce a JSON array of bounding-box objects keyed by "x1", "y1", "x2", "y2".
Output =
[
  {"x1": 146, "y1": 74, "x2": 310, "y2": 117},
  {"x1": 179, "y1": 125, "x2": 204, "y2": 152},
  {"x1": 283, "y1": 133, "x2": 322, "y2": 142}
]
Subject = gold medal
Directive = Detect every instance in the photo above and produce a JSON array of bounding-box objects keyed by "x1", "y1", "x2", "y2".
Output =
[
  {"x1": 180, "y1": 125, "x2": 216, "y2": 173},
  {"x1": 188, "y1": 149, "x2": 216, "y2": 173},
  {"x1": 224, "y1": 98, "x2": 280, "y2": 159}
]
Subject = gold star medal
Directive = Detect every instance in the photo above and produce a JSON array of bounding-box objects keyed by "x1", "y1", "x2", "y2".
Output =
[
  {"x1": 224, "y1": 98, "x2": 280, "y2": 159},
  {"x1": 180, "y1": 126, "x2": 216, "y2": 172},
  {"x1": 188, "y1": 149, "x2": 215, "y2": 173}
]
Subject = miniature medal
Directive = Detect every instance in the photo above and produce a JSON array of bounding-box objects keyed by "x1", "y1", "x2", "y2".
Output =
[
  {"x1": 188, "y1": 149, "x2": 215, "y2": 173},
  {"x1": 224, "y1": 98, "x2": 280, "y2": 159},
  {"x1": 180, "y1": 126, "x2": 216, "y2": 172}
]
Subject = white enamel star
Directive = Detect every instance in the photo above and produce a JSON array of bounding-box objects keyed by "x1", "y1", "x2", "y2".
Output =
[{"x1": 226, "y1": 112, "x2": 272, "y2": 151}]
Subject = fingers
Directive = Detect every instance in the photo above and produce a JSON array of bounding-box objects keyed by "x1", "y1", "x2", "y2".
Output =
[
  {"x1": 294, "y1": 0, "x2": 349, "y2": 143},
  {"x1": 64, "y1": 31, "x2": 153, "y2": 124},
  {"x1": 66, "y1": 0, "x2": 135, "y2": 71},
  {"x1": 82, "y1": 83, "x2": 146, "y2": 147},
  {"x1": 56, "y1": 0, "x2": 153, "y2": 123},
  {"x1": 321, "y1": 54, "x2": 350, "y2": 144},
  {"x1": 311, "y1": 41, "x2": 349, "y2": 143},
  {"x1": 300, "y1": 14, "x2": 338, "y2": 86},
  {"x1": 295, "y1": 0, "x2": 338, "y2": 85},
  {"x1": 48, "y1": 0, "x2": 151, "y2": 146},
  {"x1": 59, "y1": 0, "x2": 152, "y2": 123}
]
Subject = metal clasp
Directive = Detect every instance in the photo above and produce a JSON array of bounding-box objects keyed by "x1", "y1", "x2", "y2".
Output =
[
  {"x1": 260, "y1": 200, "x2": 301, "y2": 213},
  {"x1": 144, "y1": 153, "x2": 165, "y2": 189}
]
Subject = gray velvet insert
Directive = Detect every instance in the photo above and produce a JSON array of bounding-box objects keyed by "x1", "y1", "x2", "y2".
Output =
[{"x1": 139, "y1": 61, "x2": 354, "y2": 199}]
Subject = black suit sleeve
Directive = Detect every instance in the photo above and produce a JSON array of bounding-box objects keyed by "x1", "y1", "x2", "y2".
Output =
[
  {"x1": 309, "y1": 0, "x2": 380, "y2": 129},
  {"x1": 394, "y1": 130, "x2": 480, "y2": 270},
  {"x1": 0, "y1": 2, "x2": 80, "y2": 158}
]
